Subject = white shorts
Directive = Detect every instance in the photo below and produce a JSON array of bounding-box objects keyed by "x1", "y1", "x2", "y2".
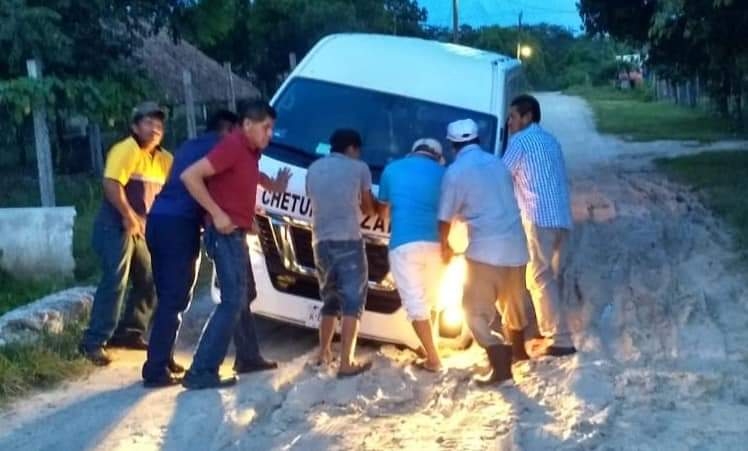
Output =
[{"x1": 388, "y1": 241, "x2": 443, "y2": 322}]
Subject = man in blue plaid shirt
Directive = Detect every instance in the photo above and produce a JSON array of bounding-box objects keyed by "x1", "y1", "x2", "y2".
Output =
[{"x1": 503, "y1": 94, "x2": 577, "y2": 357}]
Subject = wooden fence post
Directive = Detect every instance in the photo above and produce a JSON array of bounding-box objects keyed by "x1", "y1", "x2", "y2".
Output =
[
  {"x1": 88, "y1": 122, "x2": 103, "y2": 175},
  {"x1": 224, "y1": 62, "x2": 236, "y2": 112},
  {"x1": 26, "y1": 59, "x2": 55, "y2": 207},
  {"x1": 182, "y1": 69, "x2": 197, "y2": 139}
]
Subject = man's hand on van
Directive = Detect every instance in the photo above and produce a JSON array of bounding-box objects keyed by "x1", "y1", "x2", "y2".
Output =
[
  {"x1": 438, "y1": 220, "x2": 453, "y2": 263},
  {"x1": 260, "y1": 167, "x2": 293, "y2": 193},
  {"x1": 440, "y1": 243, "x2": 454, "y2": 264},
  {"x1": 213, "y1": 210, "x2": 237, "y2": 234}
]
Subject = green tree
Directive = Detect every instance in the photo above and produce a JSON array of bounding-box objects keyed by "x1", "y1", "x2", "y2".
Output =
[
  {"x1": 0, "y1": 0, "x2": 70, "y2": 76},
  {"x1": 174, "y1": 0, "x2": 427, "y2": 93}
]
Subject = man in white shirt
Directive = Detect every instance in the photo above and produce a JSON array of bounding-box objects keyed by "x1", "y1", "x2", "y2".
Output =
[{"x1": 439, "y1": 119, "x2": 531, "y2": 386}]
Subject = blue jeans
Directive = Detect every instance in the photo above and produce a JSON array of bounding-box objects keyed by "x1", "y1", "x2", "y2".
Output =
[
  {"x1": 188, "y1": 226, "x2": 263, "y2": 375},
  {"x1": 142, "y1": 214, "x2": 201, "y2": 380},
  {"x1": 314, "y1": 240, "x2": 368, "y2": 318},
  {"x1": 82, "y1": 219, "x2": 156, "y2": 348}
]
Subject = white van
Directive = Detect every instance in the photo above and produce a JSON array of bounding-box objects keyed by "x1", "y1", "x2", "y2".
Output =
[{"x1": 212, "y1": 33, "x2": 523, "y2": 350}]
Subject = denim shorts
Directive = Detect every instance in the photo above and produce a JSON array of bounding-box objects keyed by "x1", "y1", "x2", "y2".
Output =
[{"x1": 313, "y1": 240, "x2": 368, "y2": 318}]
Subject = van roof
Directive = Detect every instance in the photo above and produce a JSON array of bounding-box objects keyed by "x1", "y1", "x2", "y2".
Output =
[{"x1": 292, "y1": 33, "x2": 521, "y2": 115}]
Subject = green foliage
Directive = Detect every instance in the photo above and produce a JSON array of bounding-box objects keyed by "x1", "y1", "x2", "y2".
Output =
[
  {"x1": 579, "y1": 0, "x2": 748, "y2": 123},
  {"x1": 0, "y1": 0, "x2": 70, "y2": 76},
  {"x1": 174, "y1": 0, "x2": 427, "y2": 93},
  {"x1": 0, "y1": 268, "x2": 65, "y2": 316},
  {"x1": 578, "y1": 0, "x2": 656, "y2": 45},
  {"x1": 452, "y1": 24, "x2": 623, "y2": 91},
  {"x1": 656, "y1": 150, "x2": 748, "y2": 256},
  {"x1": 0, "y1": 319, "x2": 91, "y2": 405},
  {"x1": 566, "y1": 85, "x2": 738, "y2": 142}
]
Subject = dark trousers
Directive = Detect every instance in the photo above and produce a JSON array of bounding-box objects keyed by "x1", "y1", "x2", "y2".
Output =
[
  {"x1": 188, "y1": 226, "x2": 264, "y2": 375},
  {"x1": 82, "y1": 220, "x2": 156, "y2": 348},
  {"x1": 142, "y1": 214, "x2": 201, "y2": 380}
]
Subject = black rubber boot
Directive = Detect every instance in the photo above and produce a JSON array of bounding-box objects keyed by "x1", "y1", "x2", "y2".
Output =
[
  {"x1": 508, "y1": 329, "x2": 530, "y2": 364},
  {"x1": 474, "y1": 345, "x2": 513, "y2": 387}
]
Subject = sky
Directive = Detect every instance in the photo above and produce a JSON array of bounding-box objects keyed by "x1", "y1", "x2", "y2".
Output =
[{"x1": 419, "y1": 0, "x2": 583, "y2": 32}]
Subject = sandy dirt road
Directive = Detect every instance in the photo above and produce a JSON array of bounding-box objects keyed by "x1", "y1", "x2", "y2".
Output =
[{"x1": 2, "y1": 93, "x2": 748, "y2": 450}]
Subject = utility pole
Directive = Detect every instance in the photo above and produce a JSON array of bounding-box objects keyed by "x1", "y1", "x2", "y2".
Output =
[
  {"x1": 452, "y1": 0, "x2": 459, "y2": 43},
  {"x1": 516, "y1": 10, "x2": 523, "y2": 60}
]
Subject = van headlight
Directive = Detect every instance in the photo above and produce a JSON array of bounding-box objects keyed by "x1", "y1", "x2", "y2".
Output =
[{"x1": 437, "y1": 255, "x2": 467, "y2": 337}]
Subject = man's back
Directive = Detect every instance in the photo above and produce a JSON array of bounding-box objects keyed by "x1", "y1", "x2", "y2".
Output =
[
  {"x1": 306, "y1": 153, "x2": 371, "y2": 244},
  {"x1": 503, "y1": 124, "x2": 572, "y2": 229},
  {"x1": 379, "y1": 155, "x2": 444, "y2": 249},
  {"x1": 440, "y1": 145, "x2": 527, "y2": 267},
  {"x1": 150, "y1": 132, "x2": 219, "y2": 221}
]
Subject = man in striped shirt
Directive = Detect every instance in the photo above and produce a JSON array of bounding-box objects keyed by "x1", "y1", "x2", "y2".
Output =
[{"x1": 503, "y1": 94, "x2": 577, "y2": 357}]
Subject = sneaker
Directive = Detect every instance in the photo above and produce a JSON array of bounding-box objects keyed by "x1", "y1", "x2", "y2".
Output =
[
  {"x1": 79, "y1": 344, "x2": 112, "y2": 366},
  {"x1": 143, "y1": 373, "x2": 183, "y2": 389},
  {"x1": 182, "y1": 371, "x2": 238, "y2": 390},
  {"x1": 233, "y1": 357, "x2": 278, "y2": 374},
  {"x1": 107, "y1": 335, "x2": 149, "y2": 350}
]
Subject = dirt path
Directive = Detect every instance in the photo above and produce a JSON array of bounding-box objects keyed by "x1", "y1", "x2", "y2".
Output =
[{"x1": 2, "y1": 93, "x2": 748, "y2": 450}]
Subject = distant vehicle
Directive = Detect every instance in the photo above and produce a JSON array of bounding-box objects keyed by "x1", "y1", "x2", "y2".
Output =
[{"x1": 212, "y1": 33, "x2": 524, "y2": 350}]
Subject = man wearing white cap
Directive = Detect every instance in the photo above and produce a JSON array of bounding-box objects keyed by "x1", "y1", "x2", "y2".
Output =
[
  {"x1": 377, "y1": 138, "x2": 446, "y2": 372},
  {"x1": 438, "y1": 119, "x2": 531, "y2": 386}
]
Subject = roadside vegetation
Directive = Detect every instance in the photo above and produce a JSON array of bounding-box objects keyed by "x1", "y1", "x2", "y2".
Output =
[
  {"x1": 566, "y1": 85, "x2": 742, "y2": 142},
  {"x1": 0, "y1": 320, "x2": 92, "y2": 405},
  {"x1": 655, "y1": 150, "x2": 748, "y2": 258}
]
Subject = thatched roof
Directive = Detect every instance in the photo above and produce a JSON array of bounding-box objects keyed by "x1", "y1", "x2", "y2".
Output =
[{"x1": 134, "y1": 32, "x2": 260, "y2": 105}]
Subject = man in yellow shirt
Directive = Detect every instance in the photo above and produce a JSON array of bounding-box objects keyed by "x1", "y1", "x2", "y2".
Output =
[{"x1": 80, "y1": 102, "x2": 173, "y2": 366}]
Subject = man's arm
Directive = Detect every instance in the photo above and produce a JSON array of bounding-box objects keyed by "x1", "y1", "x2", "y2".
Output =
[
  {"x1": 259, "y1": 167, "x2": 292, "y2": 193},
  {"x1": 180, "y1": 158, "x2": 235, "y2": 234},
  {"x1": 502, "y1": 138, "x2": 523, "y2": 174},
  {"x1": 438, "y1": 171, "x2": 461, "y2": 263},
  {"x1": 358, "y1": 163, "x2": 381, "y2": 216},
  {"x1": 360, "y1": 189, "x2": 382, "y2": 217},
  {"x1": 102, "y1": 179, "x2": 143, "y2": 237},
  {"x1": 438, "y1": 221, "x2": 453, "y2": 263},
  {"x1": 376, "y1": 202, "x2": 390, "y2": 221},
  {"x1": 376, "y1": 168, "x2": 391, "y2": 221}
]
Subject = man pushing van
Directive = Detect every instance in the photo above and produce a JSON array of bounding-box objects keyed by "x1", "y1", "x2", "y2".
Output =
[
  {"x1": 377, "y1": 138, "x2": 446, "y2": 372},
  {"x1": 439, "y1": 119, "x2": 531, "y2": 386}
]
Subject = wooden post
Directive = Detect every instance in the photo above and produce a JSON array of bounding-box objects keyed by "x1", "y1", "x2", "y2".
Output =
[
  {"x1": 224, "y1": 62, "x2": 236, "y2": 112},
  {"x1": 182, "y1": 69, "x2": 197, "y2": 139},
  {"x1": 26, "y1": 59, "x2": 55, "y2": 207},
  {"x1": 88, "y1": 122, "x2": 103, "y2": 175}
]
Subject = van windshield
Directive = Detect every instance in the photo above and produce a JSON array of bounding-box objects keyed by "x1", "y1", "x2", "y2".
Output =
[{"x1": 267, "y1": 77, "x2": 498, "y2": 182}]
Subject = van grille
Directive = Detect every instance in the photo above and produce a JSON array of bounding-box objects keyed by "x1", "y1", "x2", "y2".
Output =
[{"x1": 255, "y1": 215, "x2": 400, "y2": 314}]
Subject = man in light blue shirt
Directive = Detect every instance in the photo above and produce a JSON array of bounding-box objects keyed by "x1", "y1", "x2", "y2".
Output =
[
  {"x1": 378, "y1": 138, "x2": 446, "y2": 372},
  {"x1": 439, "y1": 119, "x2": 531, "y2": 386},
  {"x1": 504, "y1": 94, "x2": 576, "y2": 358}
]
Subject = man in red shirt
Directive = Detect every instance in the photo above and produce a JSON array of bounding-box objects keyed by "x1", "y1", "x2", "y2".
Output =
[{"x1": 180, "y1": 101, "x2": 289, "y2": 389}]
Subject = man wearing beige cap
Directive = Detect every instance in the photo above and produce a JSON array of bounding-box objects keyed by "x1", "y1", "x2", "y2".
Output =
[
  {"x1": 438, "y1": 119, "x2": 531, "y2": 386},
  {"x1": 378, "y1": 138, "x2": 446, "y2": 372},
  {"x1": 80, "y1": 101, "x2": 173, "y2": 366}
]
